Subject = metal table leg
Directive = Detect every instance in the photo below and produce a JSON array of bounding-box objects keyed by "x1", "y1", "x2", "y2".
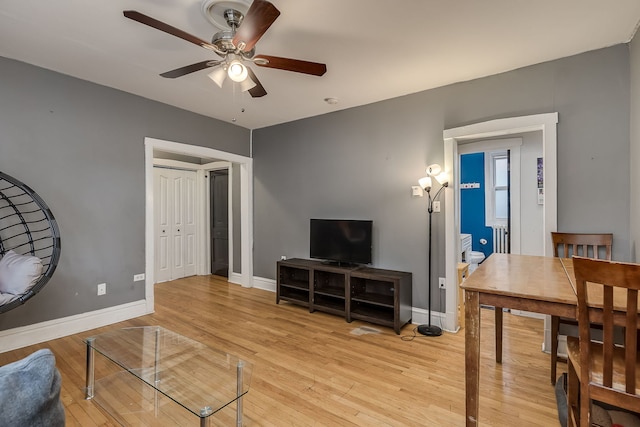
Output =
[
  {"x1": 85, "y1": 337, "x2": 95, "y2": 400},
  {"x1": 237, "y1": 361, "x2": 244, "y2": 427}
]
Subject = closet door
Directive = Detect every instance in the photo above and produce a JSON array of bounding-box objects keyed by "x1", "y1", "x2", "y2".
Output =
[
  {"x1": 182, "y1": 172, "x2": 197, "y2": 277},
  {"x1": 154, "y1": 167, "x2": 197, "y2": 282},
  {"x1": 154, "y1": 168, "x2": 171, "y2": 283},
  {"x1": 170, "y1": 171, "x2": 185, "y2": 280}
]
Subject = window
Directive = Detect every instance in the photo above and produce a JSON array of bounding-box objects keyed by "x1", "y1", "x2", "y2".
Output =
[{"x1": 485, "y1": 151, "x2": 508, "y2": 227}]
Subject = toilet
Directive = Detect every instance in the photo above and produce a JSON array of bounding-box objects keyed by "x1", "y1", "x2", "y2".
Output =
[{"x1": 468, "y1": 250, "x2": 485, "y2": 274}]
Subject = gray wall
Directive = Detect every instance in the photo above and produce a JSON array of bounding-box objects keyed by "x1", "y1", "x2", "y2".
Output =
[
  {"x1": 0, "y1": 56, "x2": 250, "y2": 330},
  {"x1": 252, "y1": 45, "x2": 631, "y2": 313},
  {"x1": 631, "y1": 35, "x2": 640, "y2": 262}
]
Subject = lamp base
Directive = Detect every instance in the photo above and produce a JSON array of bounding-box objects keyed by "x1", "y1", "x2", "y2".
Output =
[{"x1": 417, "y1": 324, "x2": 442, "y2": 337}]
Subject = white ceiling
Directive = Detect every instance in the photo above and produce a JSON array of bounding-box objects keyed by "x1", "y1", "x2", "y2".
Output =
[{"x1": 1, "y1": 0, "x2": 639, "y2": 130}]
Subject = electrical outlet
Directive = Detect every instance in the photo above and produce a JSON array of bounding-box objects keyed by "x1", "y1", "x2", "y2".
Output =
[
  {"x1": 97, "y1": 283, "x2": 106, "y2": 296},
  {"x1": 133, "y1": 273, "x2": 145, "y2": 282},
  {"x1": 433, "y1": 201, "x2": 441, "y2": 212},
  {"x1": 438, "y1": 277, "x2": 446, "y2": 289}
]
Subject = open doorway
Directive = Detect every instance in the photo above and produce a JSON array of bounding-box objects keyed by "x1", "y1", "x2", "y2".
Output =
[
  {"x1": 144, "y1": 137, "x2": 254, "y2": 313},
  {"x1": 441, "y1": 113, "x2": 559, "y2": 332},
  {"x1": 210, "y1": 169, "x2": 229, "y2": 277},
  {"x1": 458, "y1": 138, "x2": 524, "y2": 270}
]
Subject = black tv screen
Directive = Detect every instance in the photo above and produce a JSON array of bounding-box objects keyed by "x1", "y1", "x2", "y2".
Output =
[{"x1": 310, "y1": 219, "x2": 373, "y2": 265}]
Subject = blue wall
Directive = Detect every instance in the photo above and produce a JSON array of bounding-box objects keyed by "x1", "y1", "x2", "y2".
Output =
[{"x1": 460, "y1": 153, "x2": 493, "y2": 257}]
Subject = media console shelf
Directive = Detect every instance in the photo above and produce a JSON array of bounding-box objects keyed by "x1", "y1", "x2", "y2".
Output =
[
  {"x1": 276, "y1": 258, "x2": 412, "y2": 334},
  {"x1": 276, "y1": 259, "x2": 313, "y2": 308}
]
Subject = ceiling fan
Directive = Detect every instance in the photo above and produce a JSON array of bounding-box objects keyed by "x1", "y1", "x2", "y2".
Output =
[{"x1": 123, "y1": 0, "x2": 327, "y2": 98}]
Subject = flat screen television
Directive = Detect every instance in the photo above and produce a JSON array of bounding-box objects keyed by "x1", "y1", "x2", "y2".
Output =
[{"x1": 310, "y1": 219, "x2": 373, "y2": 265}]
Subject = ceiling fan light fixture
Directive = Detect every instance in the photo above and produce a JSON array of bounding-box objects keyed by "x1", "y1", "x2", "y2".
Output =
[
  {"x1": 207, "y1": 66, "x2": 227, "y2": 88},
  {"x1": 228, "y1": 60, "x2": 248, "y2": 82},
  {"x1": 239, "y1": 75, "x2": 257, "y2": 92}
]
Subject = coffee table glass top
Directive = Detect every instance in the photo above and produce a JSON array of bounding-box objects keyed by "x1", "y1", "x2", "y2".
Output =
[{"x1": 85, "y1": 326, "x2": 252, "y2": 418}]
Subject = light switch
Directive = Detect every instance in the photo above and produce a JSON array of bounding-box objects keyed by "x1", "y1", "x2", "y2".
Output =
[{"x1": 433, "y1": 201, "x2": 441, "y2": 212}]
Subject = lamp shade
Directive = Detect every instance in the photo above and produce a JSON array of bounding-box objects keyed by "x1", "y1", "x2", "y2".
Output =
[
  {"x1": 239, "y1": 75, "x2": 257, "y2": 92},
  {"x1": 418, "y1": 176, "x2": 432, "y2": 191},
  {"x1": 434, "y1": 171, "x2": 449, "y2": 186},
  {"x1": 208, "y1": 67, "x2": 227, "y2": 88}
]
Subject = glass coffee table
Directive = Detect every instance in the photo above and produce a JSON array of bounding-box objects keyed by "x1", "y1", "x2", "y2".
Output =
[{"x1": 84, "y1": 326, "x2": 252, "y2": 426}]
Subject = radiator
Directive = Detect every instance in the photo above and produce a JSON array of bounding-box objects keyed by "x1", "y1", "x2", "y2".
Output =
[{"x1": 492, "y1": 225, "x2": 509, "y2": 253}]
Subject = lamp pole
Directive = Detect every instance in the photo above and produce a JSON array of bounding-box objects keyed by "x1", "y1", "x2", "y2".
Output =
[{"x1": 417, "y1": 183, "x2": 448, "y2": 337}]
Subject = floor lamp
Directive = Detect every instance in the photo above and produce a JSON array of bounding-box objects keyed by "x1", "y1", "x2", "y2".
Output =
[{"x1": 417, "y1": 164, "x2": 449, "y2": 337}]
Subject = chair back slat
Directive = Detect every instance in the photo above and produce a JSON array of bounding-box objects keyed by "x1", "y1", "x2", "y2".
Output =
[
  {"x1": 552, "y1": 232, "x2": 612, "y2": 260},
  {"x1": 572, "y1": 256, "x2": 640, "y2": 417},
  {"x1": 626, "y1": 289, "x2": 638, "y2": 393},
  {"x1": 602, "y1": 286, "x2": 614, "y2": 388}
]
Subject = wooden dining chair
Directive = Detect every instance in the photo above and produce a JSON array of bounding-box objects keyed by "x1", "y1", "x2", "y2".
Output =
[
  {"x1": 550, "y1": 232, "x2": 613, "y2": 385},
  {"x1": 566, "y1": 256, "x2": 640, "y2": 427}
]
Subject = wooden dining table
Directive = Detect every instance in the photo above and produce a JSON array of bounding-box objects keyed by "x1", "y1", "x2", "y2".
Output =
[{"x1": 460, "y1": 253, "x2": 578, "y2": 426}]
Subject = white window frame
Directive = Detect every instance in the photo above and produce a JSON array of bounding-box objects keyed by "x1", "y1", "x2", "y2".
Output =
[{"x1": 485, "y1": 150, "x2": 508, "y2": 227}]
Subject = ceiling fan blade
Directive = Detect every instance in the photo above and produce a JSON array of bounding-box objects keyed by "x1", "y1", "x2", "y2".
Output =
[
  {"x1": 246, "y1": 67, "x2": 267, "y2": 98},
  {"x1": 123, "y1": 10, "x2": 219, "y2": 53},
  {"x1": 232, "y1": 0, "x2": 280, "y2": 52},
  {"x1": 254, "y1": 55, "x2": 327, "y2": 76},
  {"x1": 160, "y1": 60, "x2": 223, "y2": 78}
]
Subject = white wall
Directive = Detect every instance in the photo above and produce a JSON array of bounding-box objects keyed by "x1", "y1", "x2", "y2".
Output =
[{"x1": 520, "y1": 132, "x2": 544, "y2": 255}]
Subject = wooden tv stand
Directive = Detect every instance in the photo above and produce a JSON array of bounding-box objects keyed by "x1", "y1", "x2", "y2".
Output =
[{"x1": 276, "y1": 258, "x2": 412, "y2": 334}]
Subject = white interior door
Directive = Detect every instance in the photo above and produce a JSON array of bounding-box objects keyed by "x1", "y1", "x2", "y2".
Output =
[
  {"x1": 171, "y1": 172, "x2": 185, "y2": 279},
  {"x1": 183, "y1": 173, "x2": 197, "y2": 277},
  {"x1": 154, "y1": 167, "x2": 197, "y2": 282},
  {"x1": 154, "y1": 169, "x2": 171, "y2": 283}
]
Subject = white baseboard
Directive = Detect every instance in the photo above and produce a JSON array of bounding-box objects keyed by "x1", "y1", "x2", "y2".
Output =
[
  {"x1": 228, "y1": 272, "x2": 243, "y2": 285},
  {"x1": 411, "y1": 307, "x2": 449, "y2": 331},
  {"x1": 0, "y1": 300, "x2": 150, "y2": 353},
  {"x1": 252, "y1": 276, "x2": 276, "y2": 292}
]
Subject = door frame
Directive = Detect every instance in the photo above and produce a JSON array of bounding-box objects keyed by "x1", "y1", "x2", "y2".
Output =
[
  {"x1": 457, "y1": 138, "x2": 523, "y2": 255},
  {"x1": 144, "y1": 137, "x2": 253, "y2": 313},
  {"x1": 442, "y1": 112, "x2": 558, "y2": 332},
  {"x1": 205, "y1": 163, "x2": 232, "y2": 278}
]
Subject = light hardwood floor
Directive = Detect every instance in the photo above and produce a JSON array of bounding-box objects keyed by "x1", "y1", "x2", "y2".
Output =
[{"x1": 0, "y1": 275, "x2": 562, "y2": 426}]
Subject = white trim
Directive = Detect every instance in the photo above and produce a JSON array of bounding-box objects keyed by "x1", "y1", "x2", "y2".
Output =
[
  {"x1": 485, "y1": 150, "x2": 509, "y2": 227},
  {"x1": 240, "y1": 161, "x2": 254, "y2": 287},
  {"x1": 443, "y1": 113, "x2": 559, "y2": 332},
  {"x1": 145, "y1": 137, "x2": 254, "y2": 314},
  {"x1": 411, "y1": 307, "x2": 449, "y2": 331},
  {"x1": 252, "y1": 276, "x2": 276, "y2": 292},
  {"x1": 152, "y1": 158, "x2": 234, "y2": 277},
  {"x1": 229, "y1": 271, "x2": 243, "y2": 285},
  {"x1": 457, "y1": 137, "x2": 523, "y2": 154},
  {"x1": 202, "y1": 162, "x2": 233, "y2": 277},
  {"x1": 0, "y1": 300, "x2": 148, "y2": 353}
]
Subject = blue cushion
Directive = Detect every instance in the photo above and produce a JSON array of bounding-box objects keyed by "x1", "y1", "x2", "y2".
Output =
[{"x1": 0, "y1": 349, "x2": 65, "y2": 426}]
